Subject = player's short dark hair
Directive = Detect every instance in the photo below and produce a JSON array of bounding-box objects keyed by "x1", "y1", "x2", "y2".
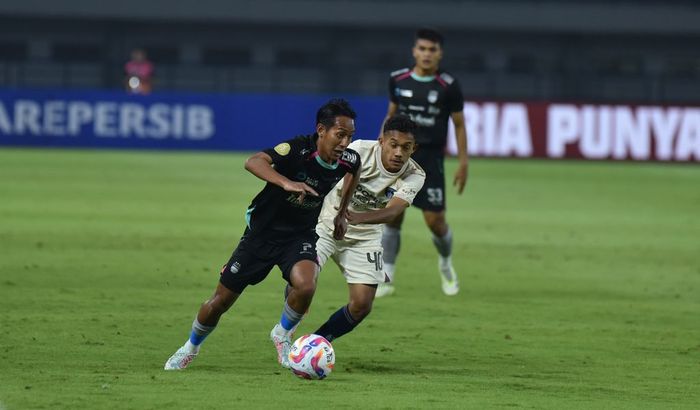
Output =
[
  {"x1": 383, "y1": 114, "x2": 417, "y2": 138},
  {"x1": 316, "y1": 98, "x2": 357, "y2": 129},
  {"x1": 415, "y1": 28, "x2": 444, "y2": 46}
]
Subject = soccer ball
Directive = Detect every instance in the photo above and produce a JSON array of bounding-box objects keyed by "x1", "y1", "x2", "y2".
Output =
[{"x1": 288, "y1": 334, "x2": 335, "y2": 380}]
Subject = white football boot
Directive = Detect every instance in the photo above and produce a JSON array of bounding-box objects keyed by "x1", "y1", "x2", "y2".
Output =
[
  {"x1": 270, "y1": 324, "x2": 291, "y2": 369},
  {"x1": 439, "y1": 257, "x2": 459, "y2": 296},
  {"x1": 164, "y1": 344, "x2": 198, "y2": 370}
]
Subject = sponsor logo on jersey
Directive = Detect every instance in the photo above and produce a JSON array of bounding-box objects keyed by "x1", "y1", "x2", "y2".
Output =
[
  {"x1": 428, "y1": 90, "x2": 439, "y2": 103},
  {"x1": 351, "y1": 184, "x2": 390, "y2": 210},
  {"x1": 341, "y1": 150, "x2": 358, "y2": 164},
  {"x1": 408, "y1": 105, "x2": 425, "y2": 112},
  {"x1": 385, "y1": 187, "x2": 396, "y2": 199},
  {"x1": 396, "y1": 88, "x2": 413, "y2": 98},
  {"x1": 294, "y1": 171, "x2": 317, "y2": 187},
  {"x1": 428, "y1": 106, "x2": 441, "y2": 115},
  {"x1": 409, "y1": 113, "x2": 436, "y2": 127},
  {"x1": 285, "y1": 193, "x2": 322, "y2": 209},
  {"x1": 230, "y1": 261, "x2": 241, "y2": 274},
  {"x1": 274, "y1": 142, "x2": 291, "y2": 156}
]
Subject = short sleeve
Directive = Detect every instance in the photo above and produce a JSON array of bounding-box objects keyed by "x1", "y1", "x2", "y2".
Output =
[
  {"x1": 393, "y1": 169, "x2": 426, "y2": 204},
  {"x1": 446, "y1": 78, "x2": 464, "y2": 113},
  {"x1": 263, "y1": 136, "x2": 305, "y2": 166},
  {"x1": 339, "y1": 148, "x2": 361, "y2": 175},
  {"x1": 388, "y1": 76, "x2": 399, "y2": 104}
]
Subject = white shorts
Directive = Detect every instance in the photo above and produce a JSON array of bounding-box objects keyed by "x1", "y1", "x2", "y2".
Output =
[{"x1": 315, "y1": 224, "x2": 389, "y2": 285}]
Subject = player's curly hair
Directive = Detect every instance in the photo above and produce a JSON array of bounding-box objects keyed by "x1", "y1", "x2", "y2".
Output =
[
  {"x1": 316, "y1": 98, "x2": 357, "y2": 129},
  {"x1": 415, "y1": 27, "x2": 444, "y2": 46},
  {"x1": 383, "y1": 114, "x2": 417, "y2": 137}
]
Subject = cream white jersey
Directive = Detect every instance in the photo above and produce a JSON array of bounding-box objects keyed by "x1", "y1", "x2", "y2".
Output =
[{"x1": 318, "y1": 139, "x2": 426, "y2": 241}]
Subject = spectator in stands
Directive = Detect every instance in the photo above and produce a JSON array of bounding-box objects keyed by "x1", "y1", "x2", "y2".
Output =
[{"x1": 124, "y1": 48, "x2": 154, "y2": 94}]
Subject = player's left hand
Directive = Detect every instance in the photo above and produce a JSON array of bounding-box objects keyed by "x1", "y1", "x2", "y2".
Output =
[
  {"x1": 453, "y1": 162, "x2": 468, "y2": 194},
  {"x1": 345, "y1": 210, "x2": 362, "y2": 225},
  {"x1": 333, "y1": 212, "x2": 348, "y2": 240}
]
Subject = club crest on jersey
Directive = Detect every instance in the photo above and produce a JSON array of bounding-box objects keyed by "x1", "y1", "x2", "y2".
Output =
[
  {"x1": 385, "y1": 187, "x2": 396, "y2": 199},
  {"x1": 230, "y1": 262, "x2": 241, "y2": 274},
  {"x1": 274, "y1": 142, "x2": 291, "y2": 156},
  {"x1": 428, "y1": 90, "x2": 438, "y2": 103}
]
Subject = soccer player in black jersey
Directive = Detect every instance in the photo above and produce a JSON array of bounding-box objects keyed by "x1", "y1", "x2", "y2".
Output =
[
  {"x1": 165, "y1": 99, "x2": 361, "y2": 370},
  {"x1": 378, "y1": 28, "x2": 469, "y2": 297}
]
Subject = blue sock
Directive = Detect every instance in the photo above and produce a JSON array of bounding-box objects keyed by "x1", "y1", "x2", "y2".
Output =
[
  {"x1": 279, "y1": 301, "x2": 304, "y2": 331},
  {"x1": 314, "y1": 305, "x2": 360, "y2": 342},
  {"x1": 189, "y1": 319, "x2": 215, "y2": 346}
]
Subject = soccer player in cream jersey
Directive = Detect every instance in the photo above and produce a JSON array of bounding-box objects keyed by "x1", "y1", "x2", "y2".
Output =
[{"x1": 310, "y1": 114, "x2": 425, "y2": 342}]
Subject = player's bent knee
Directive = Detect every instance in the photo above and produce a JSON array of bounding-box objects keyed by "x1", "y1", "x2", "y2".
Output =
[
  {"x1": 208, "y1": 296, "x2": 233, "y2": 315},
  {"x1": 425, "y1": 214, "x2": 448, "y2": 236},
  {"x1": 349, "y1": 301, "x2": 372, "y2": 321},
  {"x1": 290, "y1": 274, "x2": 317, "y2": 299},
  {"x1": 293, "y1": 281, "x2": 317, "y2": 299}
]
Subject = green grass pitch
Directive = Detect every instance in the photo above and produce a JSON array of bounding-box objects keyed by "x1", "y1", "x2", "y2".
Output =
[{"x1": 0, "y1": 148, "x2": 698, "y2": 409}]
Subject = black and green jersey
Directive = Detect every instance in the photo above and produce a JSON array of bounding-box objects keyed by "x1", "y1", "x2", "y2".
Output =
[
  {"x1": 388, "y1": 68, "x2": 464, "y2": 149},
  {"x1": 245, "y1": 134, "x2": 360, "y2": 238}
]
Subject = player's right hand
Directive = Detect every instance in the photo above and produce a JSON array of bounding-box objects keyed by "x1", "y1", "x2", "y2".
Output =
[
  {"x1": 453, "y1": 161, "x2": 468, "y2": 194},
  {"x1": 282, "y1": 181, "x2": 319, "y2": 204},
  {"x1": 332, "y1": 212, "x2": 348, "y2": 240}
]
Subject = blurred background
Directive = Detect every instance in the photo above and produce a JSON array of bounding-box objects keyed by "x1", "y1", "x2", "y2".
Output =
[
  {"x1": 0, "y1": 1, "x2": 699, "y2": 160},
  {"x1": 2, "y1": 3, "x2": 699, "y2": 408},
  {"x1": 1, "y1": 0, "x2": 699, "y2": 102}
]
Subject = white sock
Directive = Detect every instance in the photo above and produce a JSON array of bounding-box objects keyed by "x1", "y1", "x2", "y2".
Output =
[
  {"x1": 439, "y1": 256, "x2": 455, "y2": 281},
  {"x1": 272, "y1": 322, "x2": 289, "y2": 337},
  {"x1": 439, "y1": 255, "x2": 452, "y2": 267},
  {"x1": 184, "y1": 339, "x2": 200, "y2": 354}
]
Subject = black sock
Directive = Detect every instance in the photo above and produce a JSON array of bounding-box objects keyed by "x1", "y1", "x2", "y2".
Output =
[{"x1": 314, "y1": 305, "x2": 360, "y2": 342}]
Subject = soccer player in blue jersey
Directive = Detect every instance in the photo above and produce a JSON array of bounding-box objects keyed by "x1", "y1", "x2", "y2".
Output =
[
  {"x1": 378, "y1": 28, "x2": 469, "y2": 297},
  {"x1": 164, "y1": 99, "x2": 361, "y2": 370}
]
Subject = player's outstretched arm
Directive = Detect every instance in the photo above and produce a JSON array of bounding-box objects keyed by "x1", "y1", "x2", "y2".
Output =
[
  {"x1": 333, "y1": 166, "x2": 361, "y2": 240},
  {"x1": 245, "y1": 152, "x2": 318, "y2": 202},
  {"x1": 451, "y1": 111, "x2": 469, "y2": 194},
  {"x1": 346, "y1": 197, "x2": 410, "y2": 225}
]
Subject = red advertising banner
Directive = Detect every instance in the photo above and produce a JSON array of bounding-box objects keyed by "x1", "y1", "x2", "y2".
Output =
[{"x1": 447, "y1": 102, "x2": 700, "y2": 162}]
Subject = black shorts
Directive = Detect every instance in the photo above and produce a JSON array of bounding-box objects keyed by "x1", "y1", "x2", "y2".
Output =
[
  {"x1": 411, "y1": 147, "x2": 446, "y2": 212},
  {"x1": 219, "y1": 228, "x2": 319, "y2": 294}
]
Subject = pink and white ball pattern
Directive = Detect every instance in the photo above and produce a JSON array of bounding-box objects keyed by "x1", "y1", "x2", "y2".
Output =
[{"x1": 288, "y1": 334, "x2": 335, "y2": 380}]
